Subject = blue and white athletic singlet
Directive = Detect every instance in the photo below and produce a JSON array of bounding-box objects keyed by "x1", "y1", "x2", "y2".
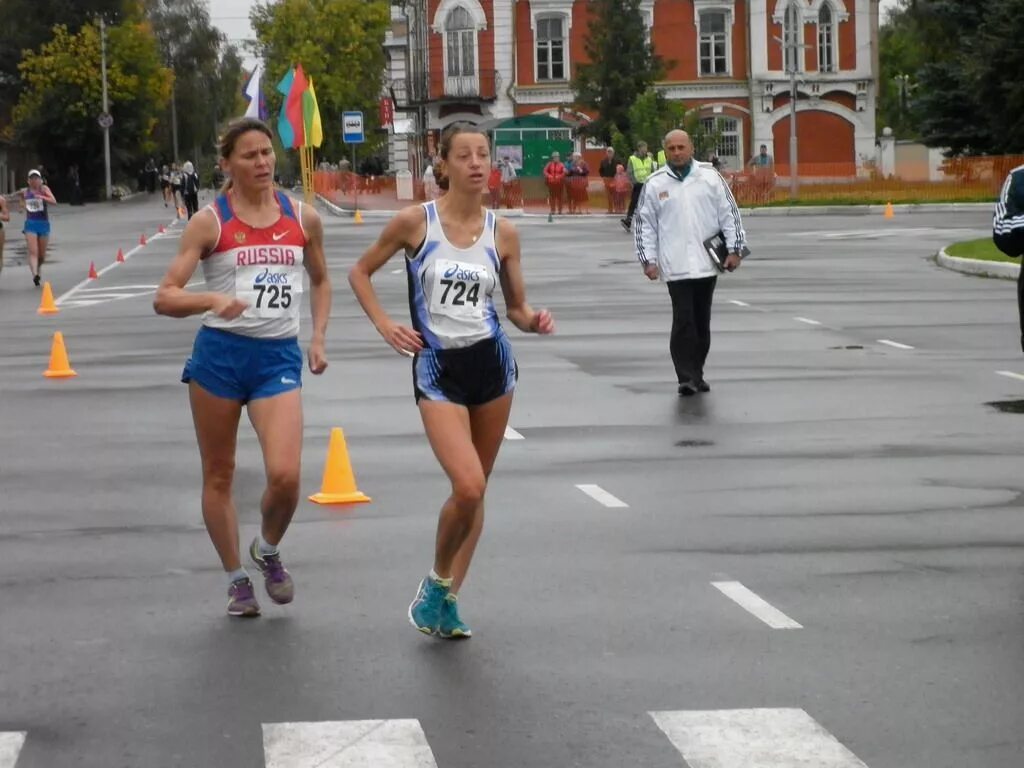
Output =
[{"x1": 406, "y1": 201, "x2": 501, "y2": 350}]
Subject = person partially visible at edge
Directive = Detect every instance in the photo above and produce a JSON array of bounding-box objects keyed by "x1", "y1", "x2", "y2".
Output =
[
  {"x1": 0, "y1": 193, "x2": 9, "y2": 279},
  {"x1": 993, "y1": 163, "x2": 1024, "y2": 351},
  {"x1": 599, "y1": 147, "x2": 618, "y2": 213},
  {"x1": 348, "y1": 125, "x2": 555, "y2": 640},
  {"x1": 634, "y1": 129, "x2": 746, "y2": 397},
  {"x1": 153, "y1": 117, "x2": 332, "y2": 618},
  {"x1": 181, "y1": 161, "x2": 201, "y2": 219},
  {"x1": 621, "y1": 141, "x2": 655, "y2": 232},
  {"x1": 19, "y1": 170, "x2": 57, "y2": 287}
]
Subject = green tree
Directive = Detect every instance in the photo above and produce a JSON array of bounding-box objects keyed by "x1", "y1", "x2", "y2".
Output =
[
  {"x1": 572, "y1": 0, "x2": 664, "y2": 146},
  {"x1": 251, "y1": 0, "x2": 390, "y2": 164},
  {"x1": 13, "y1": 20, "x2": 172, "y2": 193},
  {"x1": 625, "y1": 89, "x2": 683, "y2": 151},
  {"x1": 0, "y1": 0, "x2": 129, "y2": 122},
  {"x1": 966, "y1": 0, "x2": 1024, "y2": 154},
  {"x1": 145, "y1": 0, "x2": 244, "y2": 164}
]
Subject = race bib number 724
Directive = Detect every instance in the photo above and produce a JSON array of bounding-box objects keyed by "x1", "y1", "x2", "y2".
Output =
[
  {"x1": 429, "y1": 259, "x2": 489, "y2": 320},
  {"x1": 235, "y1": 266, "x2": 303, "y2": 318}
]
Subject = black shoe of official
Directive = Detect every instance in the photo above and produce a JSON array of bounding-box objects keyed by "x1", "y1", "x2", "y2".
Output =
[
  {"x1": 678, "y1": 381, "x2": 698, "y2": 397},
  {"x1": 697, "y1": 380, "x2": 711, "y2": 393}
]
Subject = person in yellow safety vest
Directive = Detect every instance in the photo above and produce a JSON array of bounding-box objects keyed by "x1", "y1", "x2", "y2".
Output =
[
  {"x1": 656, "y1": 148, "x2": 666, "y2": 168},
  {"x1": 621, "y1": 141, "x2": 656, "y2": 232}
]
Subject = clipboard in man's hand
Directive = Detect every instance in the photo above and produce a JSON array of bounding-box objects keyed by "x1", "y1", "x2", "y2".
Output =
[{"x1": 704, "y1": 232, "x2": 751, "y2": 272}]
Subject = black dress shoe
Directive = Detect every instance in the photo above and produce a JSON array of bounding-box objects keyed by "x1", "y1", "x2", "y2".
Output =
[
  {"x1": 678, "y1": 381, "x2": 697, "y2": 396},
  {"x1": 697, "y1": 379, "x2": 711, "y2": 393}
]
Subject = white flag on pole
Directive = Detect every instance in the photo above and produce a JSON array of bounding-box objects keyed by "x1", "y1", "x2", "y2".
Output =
[{"x1": 243, "y1": 65, "x2": 264, "y2": 119}]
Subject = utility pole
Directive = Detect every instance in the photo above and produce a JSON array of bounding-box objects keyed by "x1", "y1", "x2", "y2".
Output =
[
  {"x1": 774, "y1": 3, "x2": 805, "y2": 200},
  {"x1": 171, "y1": 75, "x2": 179, "y2": 163},
  {"x1": 100, "y1": 16, "x2": 112, "y2": 200}
]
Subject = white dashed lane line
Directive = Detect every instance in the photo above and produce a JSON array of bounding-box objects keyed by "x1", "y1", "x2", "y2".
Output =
[
  {"x1": 503, "y1": 426, "x2": 524, "y2": 440},
  {"x1": 711, "y1": 581, "x2": 803, "y2": 630},
  {"x1": 996, "y1": 370, "x2": 1024, "y2": 382},
  {"x1": 877, "y1": 339, "x2": 915, "y2": 350},
  {"x1": 728, "y1": 300, "x2": 750, "y2": 307},
  {"x1": 575, "y1": 484, "x2": 629, "y2": 509},
  {"x1": 793, "y1": 317, "x2": 822, "y2": 326}
]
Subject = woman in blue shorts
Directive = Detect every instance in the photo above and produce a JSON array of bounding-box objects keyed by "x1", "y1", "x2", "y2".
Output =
[
  {"x1": 349, "y1": 125, "x2": 555, "y2": 639},
  {"x1": 154, "y1": 118, "x2": 332, "y2": 618},
  {"x1": 20, "y1": 170, "x2": 56, "y2": 287}
]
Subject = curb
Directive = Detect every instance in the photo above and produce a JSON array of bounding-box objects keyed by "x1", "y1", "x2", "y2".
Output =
[{"x1": 935, "y1": 247, "x2": 1019, "y2": 280}]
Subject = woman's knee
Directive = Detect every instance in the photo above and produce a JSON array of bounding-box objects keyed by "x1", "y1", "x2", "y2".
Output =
[
  {"x1": 202, "y1": 457, "x2": 235, "y2": 494},
  {"x1": 451, "y1": 472, "x2": 486, "y2": 511},
  {"x1": 266, "y1": 466, "x2": 300, "y2": 501}
]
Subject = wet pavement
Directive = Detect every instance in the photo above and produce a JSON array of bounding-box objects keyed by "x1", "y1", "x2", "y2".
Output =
[{"x1": 1, "y1": 196, "x2": 1022, "y2": 767}]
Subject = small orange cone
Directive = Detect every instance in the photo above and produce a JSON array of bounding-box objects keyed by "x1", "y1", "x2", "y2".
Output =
[
  {"x1": 139, "y1": 233, "x2": 147, "y2": 246},
  {"x1": 37, "y1": 281, "x2": 58, "y2": 315},
  {"x1": 116, "y1": 247, "x2": 125, "y2": 263},
  {"x1": 308, "y1": 427, "x2": 371, "y2": 505},
  {"x1": 43, "y1": 332, "x2": 77, "y2": 378},
  {"x1": 353, "y1": 209, "x2": 363, "y2": 224},
  {"x1": 88, "y1": 261, "x2": 99, "y2": 280},
  {"x1": 884, "y1": 201, "x2": 895, "y2": 219}
]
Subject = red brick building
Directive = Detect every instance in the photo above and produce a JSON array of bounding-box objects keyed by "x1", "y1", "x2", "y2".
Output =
[{"x1": 391, "y1": 0, "x2": 880, "y2": 177}]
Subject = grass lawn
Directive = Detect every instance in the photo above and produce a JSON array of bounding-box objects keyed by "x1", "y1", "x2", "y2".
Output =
[{"x1": 946, "y1": 238, "x2": 1020, "y2": 264}]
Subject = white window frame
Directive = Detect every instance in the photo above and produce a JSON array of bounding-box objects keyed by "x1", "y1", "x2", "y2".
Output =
[
  {"x1": 698, "y1": 10, "x2": 731, "y2": 77},
  {"x1": 701, "y1": 116, "x2": 741, "y2": 168},
  {"x1": 692, "y1": 1, "x2": 735, "y2": 77},
  {"x1": 530, "y1": 0, "x2": 573, "y2": 82},
  {"x1": 817, "y1": 3, "x2": 837, "y2": 73},
  {"x1": 432, "y1": 0, "x2": 487, "y2": 97},
  {"x1": 783, "y1": 1, "x2": 802, "y2": 74},
  {"x1": 535, "y1": 13, "x2": 568, "y2": 82}
]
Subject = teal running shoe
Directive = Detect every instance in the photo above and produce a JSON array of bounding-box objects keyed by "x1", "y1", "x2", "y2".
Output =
[
  {"x1": 438, "y1": 594, "x2": 472, "y2": 639},
  {"x1": 408, "y1": 574, "x2": 449, "y2": 635}
]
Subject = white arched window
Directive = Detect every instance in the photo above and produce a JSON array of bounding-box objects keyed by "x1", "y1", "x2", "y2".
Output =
[
  {"x1": 784, "y1": 2, "x2": 802, "y2": 73},
  {"x1": 818, "y1": 4, "x2": 836, "y2": 72},
  {"x1": 699, "y1": 11, "x2": 729, "y2": 75},
  {"x1": 445, "y1": 7, "x2": 475, "y2": 77}
]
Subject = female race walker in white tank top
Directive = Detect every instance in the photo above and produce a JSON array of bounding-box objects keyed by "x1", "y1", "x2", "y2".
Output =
[
  {"x1": 154, "y1": 118, "x2": 332, "y2": 619},
  {"x1": 349, "y1": 126, "x2": 555, "y2": 640}
]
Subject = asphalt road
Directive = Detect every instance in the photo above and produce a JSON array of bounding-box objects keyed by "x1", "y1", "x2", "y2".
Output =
[{"x1": 1, "y1": 194, "x2": 1022, "y2": 768}]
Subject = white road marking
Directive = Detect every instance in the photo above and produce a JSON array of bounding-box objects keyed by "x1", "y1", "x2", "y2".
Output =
[
  {"x1": 877, "y1": 339, "x2": 914, "y2": 350},
  {"x1": 729, "y1": 300, "x2": 750, "y2": 307},
  {"x1": 996, "y1": 370, "x2": 1024, "y2": 382},
  {"x1": 262, "y1": 720, "x2": 438, "y2": 768},
  {"x1": 575, "y1": 484, "x2": 628, "y2": 508},
  {"x1": 650, "y1": 709, "x2": 870, "y2": 768},
  {"x1": 77, "y1": 284, "x2": 159, "y2": 293},
  {"x1": 56, "y1": 220, "x2": 177, "y2": 306},
  {"x1": 391, "y1": 268, "x2": 404, "y2": 274},
  {"x1": 711, "y1": 581, "x2": 802, "y2": 629},
  {"x1": 503, "y1": 426, "x2": 524, "y2": 440},
  {"x1": 794, "y1": 317, "x2": 822, "y2": 326},
  {"x1": 0, "y1": 732, "x2": 26, "y2": 768}
]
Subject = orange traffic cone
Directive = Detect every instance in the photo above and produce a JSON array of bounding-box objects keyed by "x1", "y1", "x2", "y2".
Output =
[
  {"x1": 139, "y1": 233, "x2": 147, "y2": 246},
  {"x1": 37, "y1": 281, "x2": 58, "y2": 315},
  {"x1": 116, "y1": 247, "x2": 125, "y2": 263},
  {"x1": 43, "y1": 332, "x2": 77, "y2": 378},
  {"x1": 308, "y1": 427, "x2": 371, "y2": 505},
  {"x1": 884, "y1": 201, "x2": 894, "y2": 220},
  {"x1": 353, "y1": 209, "x2": 363, "y2": 224},
  {"x1": 88, "y1": 261, "x2": 99, "y2": 280}
]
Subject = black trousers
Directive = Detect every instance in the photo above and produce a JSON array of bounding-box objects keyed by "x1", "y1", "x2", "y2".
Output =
[
  {"x1": 184, "y1": 193, "x2": 199, "y2": 219},
  {"x1": 668, "y1": 276, "x2": 717, "y2": 384},
  {"x1": 624, "y1": 182, "x2": 644, "y2": 222}
]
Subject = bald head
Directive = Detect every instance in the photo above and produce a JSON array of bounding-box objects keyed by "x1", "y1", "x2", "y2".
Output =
[{"x1": 663, "y1": 130, "x2": 694, "y2": 167}]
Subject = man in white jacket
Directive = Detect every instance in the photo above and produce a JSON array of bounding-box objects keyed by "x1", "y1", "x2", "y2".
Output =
[{"x1": 634, "y1": 129, "x2": 746, "y2": 396}]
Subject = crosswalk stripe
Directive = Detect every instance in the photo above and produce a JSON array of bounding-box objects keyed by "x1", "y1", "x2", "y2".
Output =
[
  {"x1": 0, "y1": 732, "x2": 26, "y2": 768},
  {"x1": 262, "y1": 720, "x2": 438, "y2": 767},
  {"x1": 650, "y1": 709, "x2": 870, "y2": 768}
]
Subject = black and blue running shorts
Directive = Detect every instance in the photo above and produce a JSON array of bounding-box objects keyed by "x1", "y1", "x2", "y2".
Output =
[{"x1": 413, "y1": 333, "x2": 518, "y2": 406}]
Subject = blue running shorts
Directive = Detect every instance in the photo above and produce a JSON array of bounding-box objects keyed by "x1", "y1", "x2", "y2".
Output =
[
  {"x1": 182, "y1": 326, "x2": 302, "y2": 403},
  {"x1": 23, "y1": 219, "x2": 50, "y2": 237},
  {"x1": 413, "y1": 332, "x2": 517, "y2": 406}
]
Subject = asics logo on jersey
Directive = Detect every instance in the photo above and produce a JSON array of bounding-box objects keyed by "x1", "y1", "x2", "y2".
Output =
[
  {"x1": 443, "y1": 265, "x2": 480, "y2": 281},
  {"x1": 254, "y1": 268, "x2": 290, "y2": 285},
  {"x1": 272, "y1": 231, "x2": 287, "y2": 241},
  {"x1": 280, "y1": 376, "x2": 297, "y2": 385}
]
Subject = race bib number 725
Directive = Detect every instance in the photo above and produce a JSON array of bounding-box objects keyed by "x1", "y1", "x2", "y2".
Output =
[{"x1": 235, "y1": 266, "x2": 303, "y2": 318}]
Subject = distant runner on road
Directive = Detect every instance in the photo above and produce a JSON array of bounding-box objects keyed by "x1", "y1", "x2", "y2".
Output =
[
  {"x1": 19, "y1": 169, "x2": 57, "y2": 287},
  {"x1": 154, "y1": 117, "x2": 332, "y2": 618}
]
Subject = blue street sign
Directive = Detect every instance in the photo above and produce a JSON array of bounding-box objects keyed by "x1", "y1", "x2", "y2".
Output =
[{"x1": 342, "y1": 111, "x2": 365, "y2": 144}]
